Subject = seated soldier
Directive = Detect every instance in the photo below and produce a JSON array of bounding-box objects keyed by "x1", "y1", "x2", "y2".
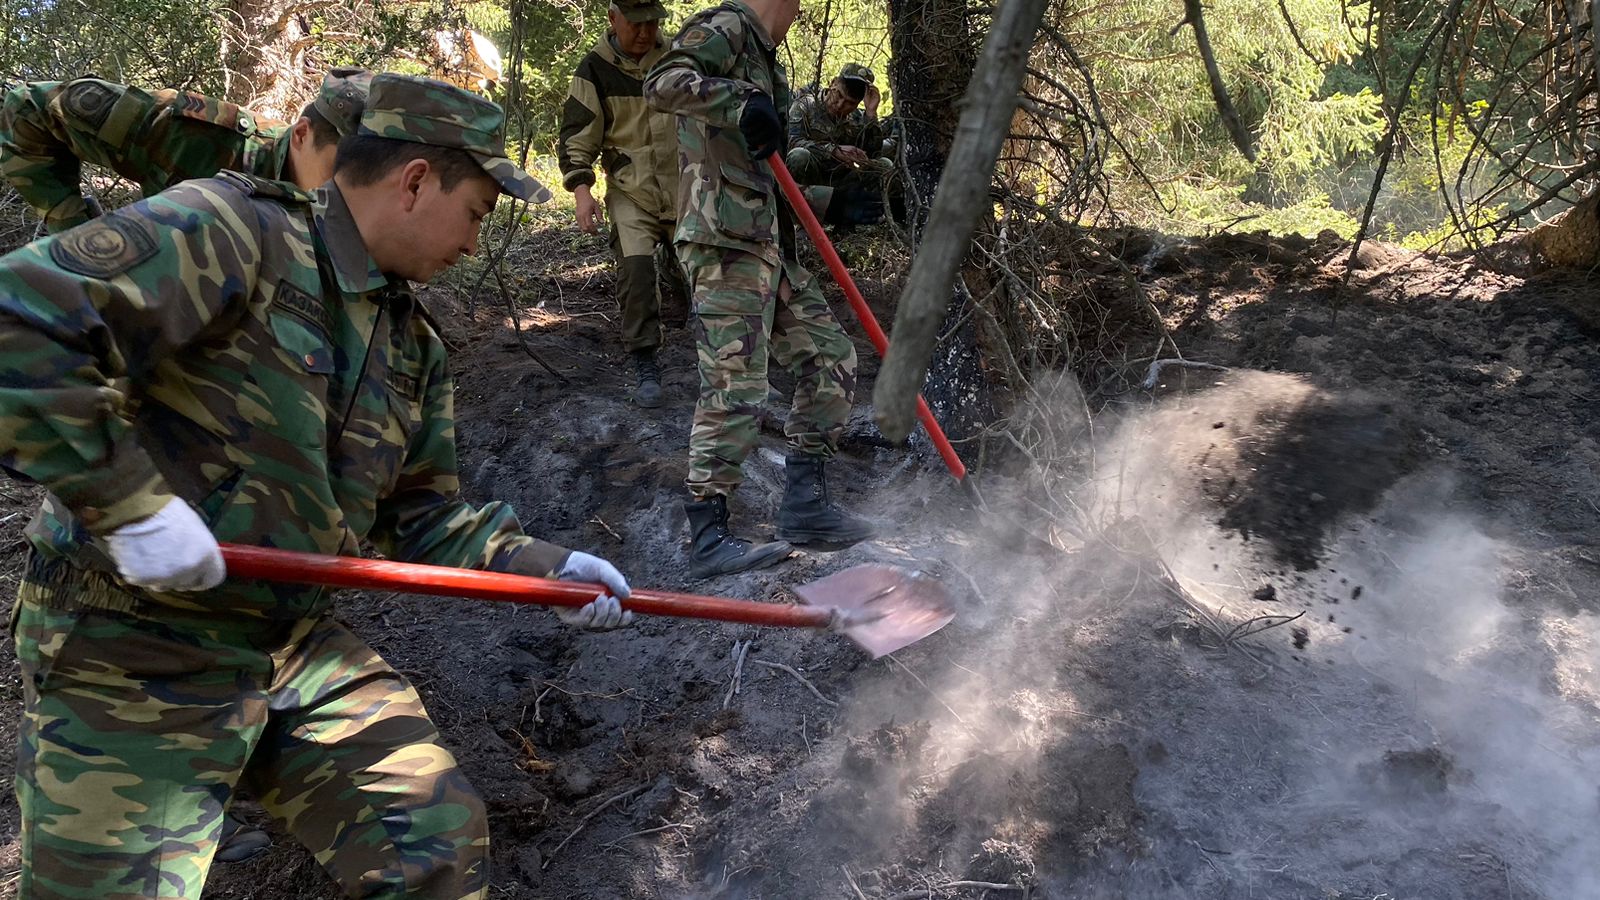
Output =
[{"x1": 783, "y1": 63, "x2": 890, "y2": 226}]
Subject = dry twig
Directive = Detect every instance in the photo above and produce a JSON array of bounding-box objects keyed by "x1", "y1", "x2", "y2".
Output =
[
  {"x1": 542, "y1": 782, "x2": 649, "y2": 869},
  {"x1": 748, "y1": 658, "x2": 838, "y2": 707}
]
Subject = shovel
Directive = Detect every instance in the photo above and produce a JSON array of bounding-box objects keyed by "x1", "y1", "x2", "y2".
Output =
[{"x1": 218, "y1": 543, "x2": 954, "y2": 657}]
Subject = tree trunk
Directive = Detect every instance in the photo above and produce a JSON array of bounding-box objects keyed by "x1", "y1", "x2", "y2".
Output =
[
  {"x1": 1525, "y1": 190, "x2": 1600, "y2": 268},
  {"x1": 219, "y1": 0, "x2": 315, "y2": 118},
  {"x1": 883, "y1": 0, "x2": 991, "y2": 446},
  {"x1": 874, "y1": 0, "x2": 1048, "y2": 443}
]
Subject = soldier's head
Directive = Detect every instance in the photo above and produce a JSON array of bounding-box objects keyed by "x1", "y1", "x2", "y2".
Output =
[
  {"x1": 334, "y1": 74, "x2": 550, "y2": 283},
  {"x1": 607, "y1": 0, "x2": 666, "y2": 58},
  {"x1": 286, "y1": 68, "x2": 373, "y2": 192},
  {"x1": 825, "y1": 64, "x2": 873, "y2": 118}
]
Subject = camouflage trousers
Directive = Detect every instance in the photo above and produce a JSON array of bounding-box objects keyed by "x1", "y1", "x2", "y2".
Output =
[
  {"x1": 608, "y1": 189, "x2": 686, "y2": 353},
  {"x1": 782, "y1": 146, "x2": 892, "y2": 223},
  {"x1": 10, "y1": 575, "x2": 489, "y2": 900},
  {"x1": 677, "y1": 242, "x2": 858, "y2": 498}
]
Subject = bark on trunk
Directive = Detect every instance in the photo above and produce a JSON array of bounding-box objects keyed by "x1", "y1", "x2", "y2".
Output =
[{"x1": 874, "y1": 0, "x2": 1049, "y2": 443}]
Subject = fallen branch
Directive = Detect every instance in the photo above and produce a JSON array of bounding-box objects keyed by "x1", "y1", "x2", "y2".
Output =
[
  {"x1": 722, "y1": 640, "x2": 751, "y2": 710},
  {"x1": 496, "y1": 264, "x2": 570, "y2": 384},
  {"x1": 600, "y1": 821, "x2": 692, "y2": 849},
  {"x1": 542, "y1": 782, "x2": 649, "y2": 869},
  {"x1": 748, "y1": 658, "x2": 838, "y2": 707},
  {"x1": 886, "y1": 881, "x2": 1027, "y2": 900},
  {"x1": 1140, "y1": 358, "x2": 1228, "y2": 391}
]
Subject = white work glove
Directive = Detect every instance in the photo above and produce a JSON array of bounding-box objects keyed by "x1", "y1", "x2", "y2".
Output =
[
  {"x1": 105, "y1": 497, "x2": 225, "y2": 592},
  {"x1": 554, "y1": 551, "x2": 634, "y2": 630}
]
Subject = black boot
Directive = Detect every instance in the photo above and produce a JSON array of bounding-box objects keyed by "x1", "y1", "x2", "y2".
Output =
[
  {"x1": 215, "y1": 812, "x2": 271, "y2": 864},
  {"x1": 684, "y1": 495, "x2": 792, "y2": 579},
  {"x1": 776, "y1": 454, "x2": 876, "y2": 546},
  {"x1": 631, "y1": 349, "x2": 662, "y2": 408}
]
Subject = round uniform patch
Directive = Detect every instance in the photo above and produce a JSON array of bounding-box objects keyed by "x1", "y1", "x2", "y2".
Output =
[
  {"x1": 63, "y1": 81, "x2": 118, "y2": 129},
  {"x1": 679, "y1": 26, "x2": 712, "y2": 48},
  {"x1": 48, "y1": 215, "x2": 159, "y2": 278}
]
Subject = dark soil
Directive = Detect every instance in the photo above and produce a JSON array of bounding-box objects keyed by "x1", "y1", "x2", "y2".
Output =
[{"x1": 0, "y1": 217, "x2": 1596, "y2": 900}]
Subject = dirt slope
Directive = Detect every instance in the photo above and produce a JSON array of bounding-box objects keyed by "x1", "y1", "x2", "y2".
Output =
[{"x1": 0, "y1": 223, "x2": 1595, "y2": 900}]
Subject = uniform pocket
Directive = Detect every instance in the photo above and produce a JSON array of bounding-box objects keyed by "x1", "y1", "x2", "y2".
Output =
[
  {"x1": 714, "y1": 164, "x2": 776, "y2": 243},
  {"x1": 234, "y1": 309, "x2": 333, "y2": 449}
]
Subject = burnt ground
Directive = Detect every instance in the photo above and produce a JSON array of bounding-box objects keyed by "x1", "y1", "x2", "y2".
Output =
[{"x1": 0, "y1": 215, "x2": 1596, "y2": 899}]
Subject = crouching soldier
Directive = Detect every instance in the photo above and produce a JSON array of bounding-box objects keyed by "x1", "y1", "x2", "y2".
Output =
[
  {"x1": 0, "y1": 74, "x2": 631, "y2": 899},
  {"x1": 0, "y1": 68, "x2": 371, "y2": 233},
  {"x1": 784, "y1": 63, "x2": 892, "y2": 225}
]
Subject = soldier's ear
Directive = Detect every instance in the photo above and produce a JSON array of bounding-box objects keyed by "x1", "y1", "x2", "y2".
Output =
[
  {"x1": 397, "y1": 158, "x2": 432, "y2": 210},
  {"x1": 288, "y1": 117, "x2": 315, "y2": 151}
]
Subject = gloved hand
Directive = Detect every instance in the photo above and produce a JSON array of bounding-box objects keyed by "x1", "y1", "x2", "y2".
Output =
[
  {"x1": 554, "y1": 551, "x2": 634, "y2": 630},
  {"x1": 738, "y1": 92, "x2": 784, "y2": 161},
  {"x1": 105, "y1": 497, "x2": 225, "y2": 591}
]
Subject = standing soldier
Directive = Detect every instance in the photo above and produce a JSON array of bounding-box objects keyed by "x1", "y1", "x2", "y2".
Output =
[
  {"x1": 784, "y1": 62, "x2": 891, "y2": 225},
  {"x1": 0, "y1": 74, "x2": 632, "y2": 899},
  {"x1": 0, "y1": 68, "x2": 371, "y2": 233},
  {"x1": 558, "y1": 0, "x2": 683, "y2": 408},
  {"x1": 645, "y1": 0, "x2": 876, "y2": 579}
]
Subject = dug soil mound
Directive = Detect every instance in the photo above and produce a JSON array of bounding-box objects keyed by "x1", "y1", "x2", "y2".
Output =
[{"x1": 0, "y1": 221, "x2": 1595, "y2": 899}]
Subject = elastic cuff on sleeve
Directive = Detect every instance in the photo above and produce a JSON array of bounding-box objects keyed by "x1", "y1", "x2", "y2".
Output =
[{"x1": 48, "y1": 440, "x2": 178, "y2": 534}]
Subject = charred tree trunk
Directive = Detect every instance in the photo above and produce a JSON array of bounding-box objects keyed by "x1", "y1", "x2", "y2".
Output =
[{"x1": 884, "y1": 0, "x2": 992, "y2": 447}]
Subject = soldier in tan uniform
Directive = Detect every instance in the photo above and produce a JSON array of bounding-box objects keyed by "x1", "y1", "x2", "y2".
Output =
[
  {"x1": 0, "y1": 68, "x2": 370, "y2": 233},
  {"x1": 558, "y1": 0, "x2": 684, "y2": 407}
]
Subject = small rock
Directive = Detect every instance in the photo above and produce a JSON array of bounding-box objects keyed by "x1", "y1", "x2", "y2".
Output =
[
  {"x1": 512, "y1": 845, "x2": 543, "y2": 885},
  {"x1": 1252, "y1": 584, "x2": 1277, "y2": 603}
]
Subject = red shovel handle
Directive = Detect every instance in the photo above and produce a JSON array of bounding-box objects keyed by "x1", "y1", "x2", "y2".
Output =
[
  {"x1": 767, "y1": 155, "x2": 967, "y2": 482},
  {"x1": 219, "y1": 543, "x2": 832, "y2": 629}
]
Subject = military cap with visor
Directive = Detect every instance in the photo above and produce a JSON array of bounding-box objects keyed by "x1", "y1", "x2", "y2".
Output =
[
  {"x1": 614, "y1": 0, "x2": 668, "y2": 23},
  {"x1": 357, "y1": 73, "x2": 551, "y2": 203},
  {"x1": 312, "y1": 67, "x2": 373, "y2": 137},
  {"x1": 837, "y1": 63, "x2": 875, "y2": 86}
]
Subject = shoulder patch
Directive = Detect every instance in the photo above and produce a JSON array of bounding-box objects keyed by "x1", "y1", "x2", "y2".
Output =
[
  {"x1": 678, "y1": 25, "x2": 714, "y2": 48},
  {"x1": 48, "y1": 214, "x2": 158, "y2": 278},
  {"x1": 62, "y1": 81, "x2": 118, "y2": 129}
]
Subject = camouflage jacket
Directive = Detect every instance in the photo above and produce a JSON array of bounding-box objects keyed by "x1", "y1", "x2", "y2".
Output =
[
  {"x1": 557, "y1": 34, "x2": 679, "y2": 220},
  {"x1": 787, "y1": 92, "x2": 883, "y2": 160},
  {"x1": 0, "y1": 173, "x2": 569, "y2": 624},
  {"x1": 644, "y1": 0, "x2": 796, "y2": 264},
  {"x1": 0, "y1": 78, "x2": 289, "y2": 234}
]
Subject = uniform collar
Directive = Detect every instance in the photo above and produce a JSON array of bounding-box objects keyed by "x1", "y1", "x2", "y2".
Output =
[
  {"x1": 728, "y1": 0, "x2": 777, "y2": 52},
  {"x1": 313, "y1": 183, "x2": 392, "y2": 295}
]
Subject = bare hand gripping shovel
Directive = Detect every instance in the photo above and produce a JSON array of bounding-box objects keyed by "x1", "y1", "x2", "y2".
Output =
[{"x1": 219, "y1": 544, "x2": 953, "y2": 657}]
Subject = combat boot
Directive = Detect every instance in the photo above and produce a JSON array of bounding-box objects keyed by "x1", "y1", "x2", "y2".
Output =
[
  {"x1": 684, "y1": 495, "x2": 792, "y2": 579},
  {"x1": 776, "y1": 454, "x2": 876, "y2": 546},
  {"x1": 631, "y1": 349, "x2": 662, "y2": 408},
  {"x1": 215, "y1": 812, "x2": 271, "y2": 864}
]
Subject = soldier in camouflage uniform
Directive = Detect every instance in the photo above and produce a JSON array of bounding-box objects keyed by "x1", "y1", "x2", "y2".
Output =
[
  {"x1": 0, "y1": 67, "x2": 371, "y2": 233},
  {"x1": 558, "y1": 0, "x2": 683, "y2": 408},
  {"x1": 0, "y1": 73, "x2": 632, "y2": 900},
  {"x1": 646, "y1": 0, "x2": 876, "y2": 579},
  {"x1": 784, "y1": 63, "x2": 891, "y2": 225}
]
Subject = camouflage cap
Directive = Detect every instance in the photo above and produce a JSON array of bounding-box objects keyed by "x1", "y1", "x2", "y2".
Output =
[
  {"x1": 358, "y1": 73, "x2": 551, "y2": 203},
  {"x1": 838, "y1": 63, "x2": 875, "y2": 86},
  {"x1": 312, "y1": 67, "x2": 372, "y2": 137},
  {"x1": 613, "y1": 0, "x2": 668, "y2": 23}
]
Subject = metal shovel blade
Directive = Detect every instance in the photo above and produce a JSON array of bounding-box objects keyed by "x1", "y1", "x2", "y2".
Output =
[{"x1": 794, "y1": 564, "x2": 955, "y2": 658}]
